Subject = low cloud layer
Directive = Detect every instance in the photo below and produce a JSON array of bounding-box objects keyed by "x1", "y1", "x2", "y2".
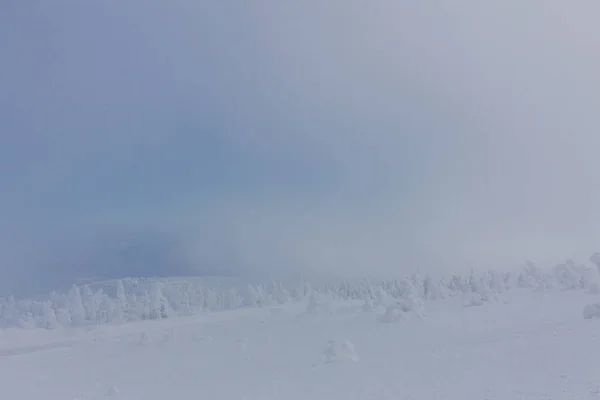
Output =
[{"x1": 2, "y1": 0, "x2": 600, "y2": 295}]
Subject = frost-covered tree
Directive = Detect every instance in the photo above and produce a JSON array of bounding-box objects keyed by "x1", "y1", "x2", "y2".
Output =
[
  {"x1": 553, "y1": 261, "x2": 582, "y2": 290},
  {"x1": 581, "y1": 264, "x2": 600, "y2": 294},
  {"x1": 81, "y1": 285, "x2": 97, "y2": 324},
  {"x1": 148, "y1": 282, "x2": 169, "y2": 319},
  {"x1": 115, "y1": 280, "x2": 127, "y2": 312},
  {"x1": 503, "y1": 272, "x2": 518, "y2": 290},
  {"x1": 306, "y1": 290, "x2": 331, "y2": 316},
  {"x1": 590, "y1": 253, "x2": 600, "y2": 275},
  {"x1": 224, "y1": 287, "x2": 242, "y2": 310},
  {"x1": 204, "y1": 288, "x2": 219, "y2": 311},
  {"x1": 375, "y1": 286, "x2": 390, "y2": 307},
  {"x1": 98, "y1": 292, "x2": 120, "y2": 323},
  {"x1": 39, "y1": 301, "x2": 59, "y2": 329},
  {"x1": 488, "y1": 271, "x2": 506, "y2": 294},
  {"x1": 67, "y1": 285, "x2": 86, "y2": 326},
  {"x1": 302, "y1": 280, "x2": 312, "y2": 297},
  {"x1": 423, "y1": 275, "x2": 446, "y2": 300},
  {"x1": 16, "y1": 312, "x2": 36, "y2": 329},
  {"x1": 240, "y1": 284, "x2": 259, "y2": 307},
  {"x1": 0, "y1": 296, "x2": 18, "y2": 327},
  {"x1": 55, "y1": 308, "x2": 72, "y2": 327}
]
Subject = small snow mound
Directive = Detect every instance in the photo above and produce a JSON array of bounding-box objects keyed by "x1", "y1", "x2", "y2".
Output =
[
  {"x1": 324, "y1": 340, "x2": 359, "y2": 363},
  {"x1": 378, "y1": 297, "x2": 425, "y2": 322},
  {"x1": 105, "y1": 386, "x2": 119, "y2": 396},
  {"x1": 583, "y1": 303, "x2": 600, "y2": 319},
  {"x1": 379, "y1": 304, "x2": 408, "y2": 323},
  {"x1": 465, "y1": 290, "x2": 499, "y2": 307}
]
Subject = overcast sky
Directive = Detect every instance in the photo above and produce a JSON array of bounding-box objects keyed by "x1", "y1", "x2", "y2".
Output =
[{"x1": 2, "y1": 0, "x2": 600, "y2": 296}]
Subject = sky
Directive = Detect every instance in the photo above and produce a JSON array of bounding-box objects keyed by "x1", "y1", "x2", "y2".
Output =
[{"x1": 2, "y1": 0, "x2": 600, "y2": 296}]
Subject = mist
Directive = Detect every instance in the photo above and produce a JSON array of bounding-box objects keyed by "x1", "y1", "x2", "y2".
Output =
[{"x1": 2, "y1": 0, "x2": 600, "y2": 296}]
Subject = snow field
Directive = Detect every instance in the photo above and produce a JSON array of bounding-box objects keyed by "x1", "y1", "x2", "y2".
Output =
[{"x1": 2, "y1": 288, "x2": 600, "y2": 399}]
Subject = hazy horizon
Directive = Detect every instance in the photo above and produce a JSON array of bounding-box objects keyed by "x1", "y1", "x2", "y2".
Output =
[{"x1": 2, "y1": 0, "x2": 600, "y2": 297}]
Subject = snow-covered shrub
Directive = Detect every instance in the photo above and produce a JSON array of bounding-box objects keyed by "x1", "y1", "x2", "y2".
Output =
[
  {"x1": 324, "y1": 340, "x2": 359, "y2": 363},
  {"x1": 269, "y1": 281, "x2": 290, "y2": 304},
  {"x1": 374, "y1": 287, "x2": 390, "y2": 307},
  {"x1": 517, "y1": 261, "x2": 540, "y2": 288},
  {"x1": 397, "y1": 280, "x2": 426, "y2": 314},
  {"x1": 533, "y1": 272, "x2": 557, "y2": 292},
  {"x1": 465, "y1": 284, "x2": 499, "y2": 307},
  {"x1": 580, "y1": 265, "x2": 600, "y2": 294},
  {"x1": 379, "y1": 304, "x2": 408, "y2": 322},
  {"x1": 503, "y1": 272, "x2": 518, "y2": 290},
  {"x1": 423, "y1": 275, "x2": 446, "y2": 300},
  {"x1": 488, "y1": 271, "x2": 506, "y2": 294},
  {"x1": 379, "y1": 295, "x2": 425, "y2": 322},
  {"x1": 16, "y1": 312, "x2": 36, "y2": 329},
  {"x1": 398, "y1": 296, "x2": 425, "y2": 317},
  {"x1": 554, "y1": 261, "x2": 583, "y2": 290},
  {"x1": 465, "y1": 295, "x2": 485, "y2": 307}
]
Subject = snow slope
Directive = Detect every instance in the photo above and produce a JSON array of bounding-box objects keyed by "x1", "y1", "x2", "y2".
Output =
[{"x1": 1, "y1": 289, "x2": 600, "y2": 399}]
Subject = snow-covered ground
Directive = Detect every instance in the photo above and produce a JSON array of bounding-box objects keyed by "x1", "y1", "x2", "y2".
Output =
[{"x1": 2, "y1": 288, "x2": 600, "y2": 399}]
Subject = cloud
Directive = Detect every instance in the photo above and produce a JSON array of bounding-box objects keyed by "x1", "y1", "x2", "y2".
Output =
[{"x1": 1, "y1": 0, "x2": 600, "y2": 294}]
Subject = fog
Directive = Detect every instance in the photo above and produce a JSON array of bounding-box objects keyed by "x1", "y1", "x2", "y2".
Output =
[{"x1": 2, "y1": 0, "x2": 600, "y2": 296}]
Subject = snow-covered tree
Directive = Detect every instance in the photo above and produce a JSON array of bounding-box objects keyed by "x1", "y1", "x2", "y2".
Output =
[
  {"x1": 553, "y1": 261, "x2": 582, "y2": 290},
  {"x1": 488, "y1": 271, "x2": 506, "y2": 294},
  {"x1": 590, "y1": 253, "x2": 600, "y2": 275},
  {"x1": 55, "y1": 308, "x2": 72, "y2": 327},
  {"x1": 67, "y1": 285, "x2": 86, "y2": 326},
  {"x1": 375, "y1": 286, "x2": 390, "y2": 307},
  {"x1": 224, "y1": 287, "x2": 242, "y2": 310},
  {"x1": 98, "y1": 292, "x2": 120, "y2": 323},
  {"x1": 0, "y1": 296, "x2": 18, "y2": 327},
  {"x1": 81, "y1": 285, "x2": 97, "y2": 324},
  {"x1": 38, "y1": 301, "x2": 59, "y2": 329}
]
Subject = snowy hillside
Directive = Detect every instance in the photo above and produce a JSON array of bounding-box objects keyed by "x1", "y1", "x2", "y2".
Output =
[
  {"x1": 3, "y1": 285, "x2": 600, "y2": 399},
  {"x1": 3, "y1": 255, "x2": 600, "y2": 330},
  {"x1": 3, "y1": 255, "x2": 600, "y2": 399}
]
